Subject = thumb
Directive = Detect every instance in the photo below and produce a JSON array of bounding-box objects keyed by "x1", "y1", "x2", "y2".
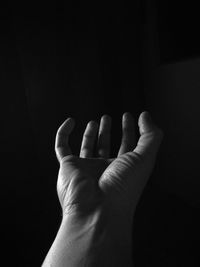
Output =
[{"x1": 133, "y1": 111, "x2": 164, "y2": 160}]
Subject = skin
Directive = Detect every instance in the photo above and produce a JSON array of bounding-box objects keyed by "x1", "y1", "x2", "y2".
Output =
[
  {"x1": 42, "y1": 111, "x2": 164, "y2": 267},
  {"x1": 55, "y1": 111, "x2": 164, "y2": 223}
]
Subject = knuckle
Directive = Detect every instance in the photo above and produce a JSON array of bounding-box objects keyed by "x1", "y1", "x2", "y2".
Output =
[
  {"x1": 61, "y1": 154, "x2": 75, "y2": 164},
  {"x1": 84, "y1": 133, "x2": 93, "y2": 139},
  {"x1": 81, "y1": 146, "x2": 90, "y2": 152}
]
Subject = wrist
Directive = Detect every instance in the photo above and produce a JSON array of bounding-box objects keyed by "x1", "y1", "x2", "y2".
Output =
[
  {"x1": 61, "y1": 208, "x2": 133, "y2": 267},
  {"x1": 62, "y1": 203, "x2": 133, "y2": 243},
  {"x1": 43, "y1": 207, "x2": 134, "y2": 267}
]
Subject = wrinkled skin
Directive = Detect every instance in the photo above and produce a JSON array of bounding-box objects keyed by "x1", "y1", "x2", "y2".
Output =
[{"x1": 55, "y1": 112, "x2": 164, "y2": 223}]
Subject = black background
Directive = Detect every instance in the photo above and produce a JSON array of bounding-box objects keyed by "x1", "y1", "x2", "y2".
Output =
[
  {"x1": 156, "y1": 0, "x2": 200, "y2": 64},
  {"x1": 1, "y1": 2, "x2": 200, "y2": 266}
]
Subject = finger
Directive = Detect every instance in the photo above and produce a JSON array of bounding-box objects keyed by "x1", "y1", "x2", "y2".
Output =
[
  {"x1": 97, "y1": 115, "x2": 112, "y2": 158},
  {"x1": 117, "y1": 112, "x2": 137, "y2": 156},
  {"x1": 55, "y1": 117, "x2": 75, "y2": 163},
  {"x1": 133, "y1": 111, "x2": 164, "y2": 160},
  {"x1": 80, "y1": 120, "x2": 99, "y2": 158}
]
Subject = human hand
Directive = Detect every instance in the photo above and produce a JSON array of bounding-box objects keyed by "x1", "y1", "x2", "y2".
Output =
[{"x1": 55, "y1": 111, "x2": 164, "y2": 223}]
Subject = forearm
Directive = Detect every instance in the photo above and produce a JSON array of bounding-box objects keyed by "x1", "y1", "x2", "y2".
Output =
[{"x1": 42, "y1": 210, "x2": 134, "y2": 267}]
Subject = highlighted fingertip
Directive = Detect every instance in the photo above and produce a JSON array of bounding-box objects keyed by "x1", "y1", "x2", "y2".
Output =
[
  {"x1": 68, "y1": 117, "x2": 75, "y2": 122},
  {"x1": 143, "y1": 111, "x2": 153, "y2": 123}
]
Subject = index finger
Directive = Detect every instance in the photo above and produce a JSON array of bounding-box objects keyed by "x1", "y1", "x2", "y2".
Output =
[{"x1": 55, "y1": 117, "x2": 75, "y2": 163}]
